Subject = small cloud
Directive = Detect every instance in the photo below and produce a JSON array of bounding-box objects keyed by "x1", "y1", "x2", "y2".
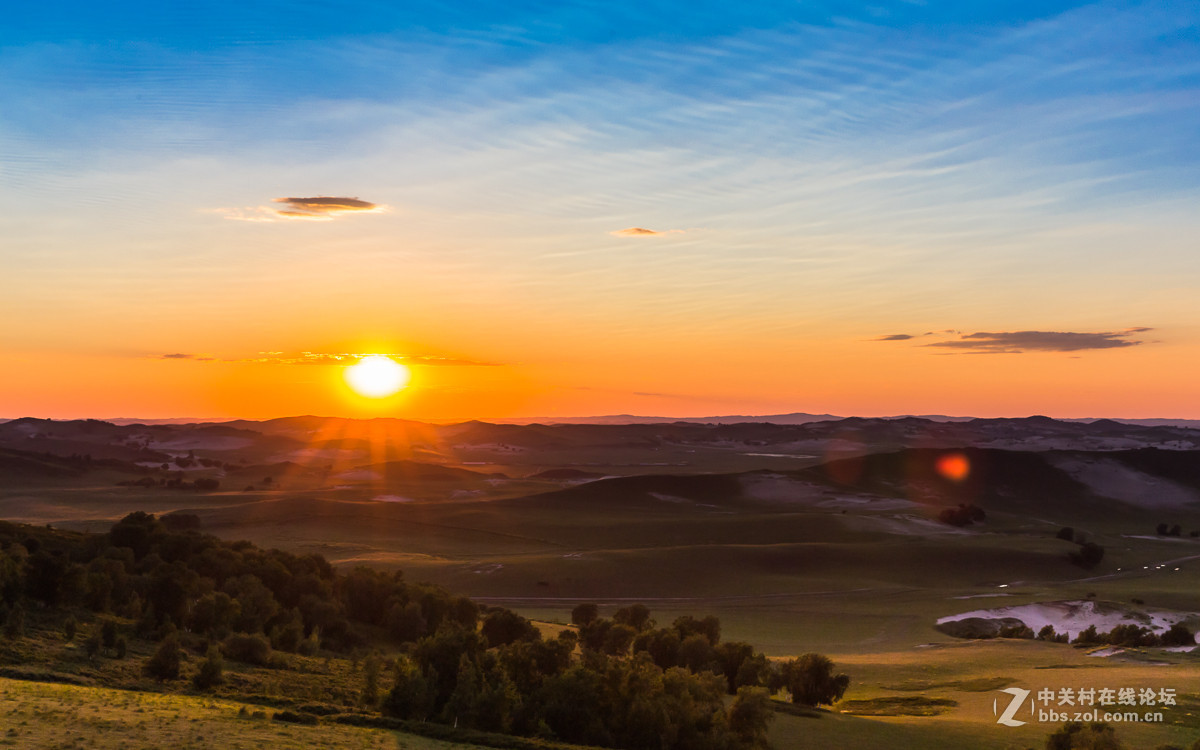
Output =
[
  {"x1": 610, "y1": 227, "x2": 682, "y2": 237},
  {"x1": 213, "y1": 196, "x2": 386, "y2": 222},
  {"x1": 924, "y1": 329, "x2": 1152, "y2": 354},
  {"x1": 874, "y1": 334, "x2": 915, "y2": 341},
  {"x1": 158, "y1": 353, "x2": 215, "y2": 362}
]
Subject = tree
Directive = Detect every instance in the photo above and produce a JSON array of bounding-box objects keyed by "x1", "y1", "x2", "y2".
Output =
[
  {"x1": 729, "y1": 687, "x2": 774, "y2": 749},
  {"x1": 1070, "y1": 542, "x2": 1105, "y2": 569},
  {"x1": 145, "y1": 633, "x2": 182, "y2": 680},
  {"x1": 1074, "y1": 625, "x2": 1101, "y2": 645},
  {"x1": 603, "y1": 624, "x2": 638, "y2": 657},
  {"x1": 613, "y1": 604, "x2": 654, "y2": 632},
  {"x1": 361, "y1": 653, "x2": 382, "y2": 707},
  {"x1": 193, "y1": 645, "x2": 224, "y2": 690},
  {"x1": 571, "y1": 603, "x2": 599, "y2": 627},
  {"x1": 383, "y1": 658, "x2": 434, "y2": 721},
  {"x1": 673, "y1": 615, "x2": 720, "y2": 646},
  {"x1": 1162, "y1": 623, "x2": 1195, "y2": 647},
  {"x1": 676, "y1": 633, "x2": 716, "y2": 673},
  {"x1": 780, "y1": 653, "x2": 849, "y2": 707},
  {"x1": 481, "y1": 608, "x2": 539, "y2": 648}
]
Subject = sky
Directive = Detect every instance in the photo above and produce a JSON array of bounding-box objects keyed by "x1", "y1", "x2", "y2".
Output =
[{"x1": 2, "y1": 1, "x2": 1199, "y2": 421}]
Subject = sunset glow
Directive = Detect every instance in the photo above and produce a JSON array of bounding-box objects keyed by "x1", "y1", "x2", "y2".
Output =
[
  {"x1": 3, "y1": 2, "x2": 1198, "y2": 421},
  {"x1": 344, "y1": 356, "x2": 410, "y2": 399}
]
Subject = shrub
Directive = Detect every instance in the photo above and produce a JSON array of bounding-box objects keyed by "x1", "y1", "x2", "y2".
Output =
[
  {"x1": 1069, "y1": 542, "x2": 1104, "y2": 569},
  {"x1": 145, "y1": 634, "x2": 182, "y2": 680},
  {"x1": 273, "y1": 710, "x2": 318, "y2": 725},
  {"x1": 223, "y1": 633, "x2": 272, "y2": 665},
  {"x1": 1162, "y1": 623, "x2": 1195, "y2": 647},
  {"x1": 779, "y1": 653, "x2": 850, "y2": 707},
  {"x1": 1045, "y1": 721, "x2": 1122, "y2": 750},
  {"x1": 193, "y1": 645, "x2": 224, "y2": 690}
]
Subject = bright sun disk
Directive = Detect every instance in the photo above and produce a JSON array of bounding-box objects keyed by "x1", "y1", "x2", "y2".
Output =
[{"x1": 345, "y1": 355, "x2": 410, "y2": 398}]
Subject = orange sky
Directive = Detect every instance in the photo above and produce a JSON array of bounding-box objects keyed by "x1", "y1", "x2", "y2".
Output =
[{"x1": 5, "y1": 4, "x2": 1200, "y2": 421}]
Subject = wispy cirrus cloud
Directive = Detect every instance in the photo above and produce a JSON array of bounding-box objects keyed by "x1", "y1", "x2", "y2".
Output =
[
  {"x1": 922, "y1": 328, "x2": 1152, "y2": 354},
  {"x1": 610, "y1": 227, "x2": 682, "y2": 237},
  {"x1": 213, "y1": 196, "x2": 387, "y2": 222}
]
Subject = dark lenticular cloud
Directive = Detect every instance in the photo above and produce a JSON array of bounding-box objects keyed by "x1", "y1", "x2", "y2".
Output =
[
  {"x1": 874, "y1": 334, "x2": 915, "y2": 341},
  {"x1": 926, "y1": 329, "x2": 1151, "y2": 354}
]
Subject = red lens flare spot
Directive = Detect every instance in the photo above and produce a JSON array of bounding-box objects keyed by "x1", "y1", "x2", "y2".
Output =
[{"x1": 936, "y1": 453, "x2": 970, "y2": 482}]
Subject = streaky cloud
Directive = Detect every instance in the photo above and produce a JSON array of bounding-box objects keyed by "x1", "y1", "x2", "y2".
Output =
[
  {"x1": 925, "y1": 329, "x2": 1152, "y2": 354},
  {"x1": 610, "y1": 227, "x2": 679, "y2": 237},
  {"x1": 874, "y1": 334, "x2": 914, "y2": 341},
  {"x1": 214, "y1": 196, "x2": 386, "y2": 222}
]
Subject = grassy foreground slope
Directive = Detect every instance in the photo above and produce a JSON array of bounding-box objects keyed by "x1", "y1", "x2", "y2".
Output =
[{"x1": 0, "y1": 676, "x2": 432, "y2": 749}]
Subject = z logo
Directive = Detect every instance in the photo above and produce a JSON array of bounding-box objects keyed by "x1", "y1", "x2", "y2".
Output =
[{"x1": 994, "y1": 687, "x2": 1031, "y2": 727}]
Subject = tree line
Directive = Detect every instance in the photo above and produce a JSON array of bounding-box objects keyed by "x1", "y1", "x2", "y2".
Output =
[{"x1": 0, "y1": 513, "x2": 853, "y2": 750}]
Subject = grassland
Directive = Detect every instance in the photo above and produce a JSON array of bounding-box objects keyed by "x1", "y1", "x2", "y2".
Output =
[
  {"x1": 3, "y1": 431, "x2": 1200, "y2": 748},
  {"x1": 0, "y1": 677, "x2": 438, "y2": 749}
]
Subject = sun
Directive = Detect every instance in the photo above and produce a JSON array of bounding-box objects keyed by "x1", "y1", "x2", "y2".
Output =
[{"x1": 344, "y1": 355, "x2": 410, "y2": 398}]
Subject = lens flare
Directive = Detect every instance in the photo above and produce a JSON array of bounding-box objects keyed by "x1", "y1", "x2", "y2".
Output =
[{"x1": 936, "y1": 452, "x2": 970, "y2": 482}]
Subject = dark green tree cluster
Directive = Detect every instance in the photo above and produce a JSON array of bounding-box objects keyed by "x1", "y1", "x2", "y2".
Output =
[
  {"x1": 0, "y1": 518, "x2": 858, "y2": 750},
  {"x1": 384, "y1": 608, "x2": 776, "y2": 750}
]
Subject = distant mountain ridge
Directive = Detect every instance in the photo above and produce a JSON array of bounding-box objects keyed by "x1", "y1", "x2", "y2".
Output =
[{"x1": 7, "y1": 413, "x2": 1200, "y2": 429}]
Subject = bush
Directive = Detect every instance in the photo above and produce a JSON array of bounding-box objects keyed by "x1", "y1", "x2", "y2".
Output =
[
  {"x1": 1045, "y1": 721, "x2": 1122, "y2": 750},
  {"x1": 778, "y1": 653, "x2": 849, "y2": 707},
  {"x1": 1069, "y1": 542, "x2": 1105, "y2": 569},
  {"x1": 273, "y1": 710, "x2": 319, "y2": 725},
  {"x1": 145, "y1": 634, "x2": 182, "y2": 680},
  {"x1": 193, "y1": 645, "x2": 224, "y2": 690},
  {"x1": 1162, "y1": 623, "x2": 1195, "y2": 647},
  {"x1": 223, "y1": 633, "x2": 272, "y2": 665}
]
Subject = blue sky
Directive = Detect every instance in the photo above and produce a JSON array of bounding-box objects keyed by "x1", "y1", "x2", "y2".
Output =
[{"x1": 3, "y1": 1, "x2": 1199, "y2": 418}]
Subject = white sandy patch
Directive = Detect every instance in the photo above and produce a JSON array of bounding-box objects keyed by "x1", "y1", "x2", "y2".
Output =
[
  {"x1": 1087, "y1": 647, "x2": 1126, "y2": 657},
  {"x1": 1123, "y1": 535, "x2": 1194, "y2": 543},
  {"x1": 1049, "y1": 456, "x2": 1199, "y2": 509},
  {"x1": 938, "y1": 600, "x2": 1199, "y2": 639},
  {"x1": 372, "y1": 494, "x2": 415, "y2": 503},
  {"x1": 952, "y1": 593, "x2": 1016, "y2": 600}
]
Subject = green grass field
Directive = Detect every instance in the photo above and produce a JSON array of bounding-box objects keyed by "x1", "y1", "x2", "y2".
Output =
[{"x1": 0, "y1": 677, "x2": 449, "y2": 749}]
